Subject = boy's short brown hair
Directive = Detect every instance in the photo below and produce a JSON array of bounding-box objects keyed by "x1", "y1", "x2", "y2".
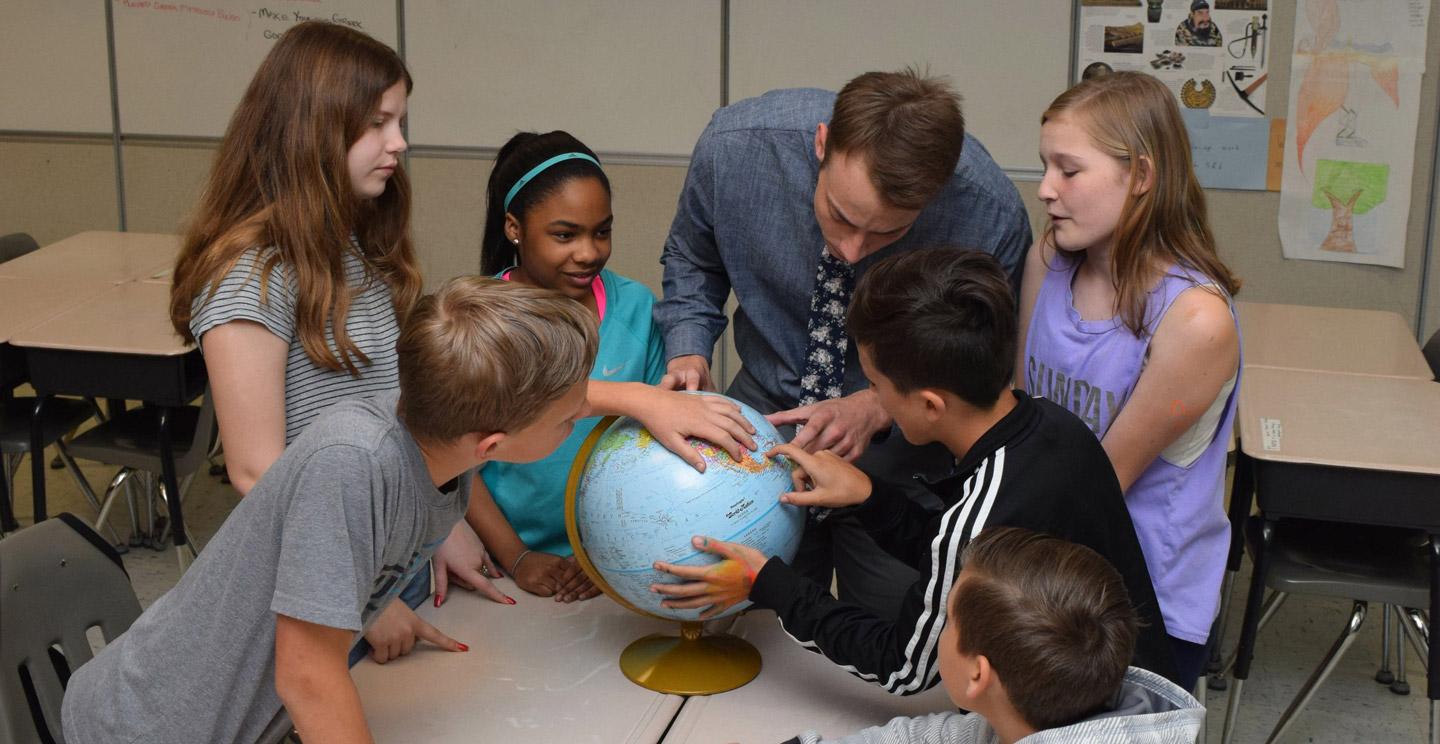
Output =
[
  {"x1": 396, "y1": 277, "x2": 598, "y2": 442},
  {"x1": 825, "y1": 67, "x2": 966, "y2": 210},
  {"x1": 951, "y1": 527, "x2": 1138, "y2": 730}
]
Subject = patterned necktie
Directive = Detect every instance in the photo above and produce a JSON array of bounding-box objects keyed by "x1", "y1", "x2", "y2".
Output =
[{"x1": 798, "y1": 249, "x2": 855, "y2": 408}]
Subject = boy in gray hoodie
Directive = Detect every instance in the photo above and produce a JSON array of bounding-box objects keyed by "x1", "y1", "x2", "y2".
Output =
[{"x1": 790, "y1": 526, "x2": 1203, "y2": 744}]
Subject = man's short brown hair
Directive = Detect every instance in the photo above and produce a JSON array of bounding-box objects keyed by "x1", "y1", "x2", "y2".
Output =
[
  {"x1": 825, "y1": 67, "x2": 966, "y2": 210},
  {"x1": 396, "y1": 277, "x2": 598, "y2": 442},
  {"x1": 951, "y1": 527, "x2": 1138, "y2": 730}
]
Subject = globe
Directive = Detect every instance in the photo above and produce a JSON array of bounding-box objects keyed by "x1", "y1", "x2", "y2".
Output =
[{"x1": 565, "y1": 393, "x2": 805, "y2": 623}]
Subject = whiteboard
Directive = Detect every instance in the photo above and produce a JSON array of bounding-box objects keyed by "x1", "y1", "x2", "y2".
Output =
[
  {"x1": 0, "y1": 2, "x2": 112, "y2": 133},
  {"x1": 729, "y1": 0, "x2": 1072, "y2": 171},
  {"x1": 404, "y1": 0, "x2": 721, "y2": 156},
  {"x1": 110, "y1": 0, "x2": 398, "y2": 137}
]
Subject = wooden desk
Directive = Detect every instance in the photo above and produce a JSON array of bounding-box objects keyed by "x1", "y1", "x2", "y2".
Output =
[
  {"x1": 1230, "y1": 367, "x2": 1440, "y2": 733},
  {"x1": 12, "y1": 280, "x2": 204, "y2": 553},
  {"x1": 663, "y1": 611, "x2": 953, "y2": 744},
  {"x1": 351, "y1": 584, "x2": 684, "y2": 744},
  {"x1": 0, "y1": 231, "x2": 179, "y2": 285},
  {"x1": 1237, "y1": 302, "x2": 1432, "y2": 380},
  {"x1": 0, "y1": 275, "x2": 112, "y2": 390}
]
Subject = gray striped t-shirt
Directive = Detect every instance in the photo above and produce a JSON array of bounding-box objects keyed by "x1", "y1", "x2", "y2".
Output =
[{"x1": 190, "y1": 247, "x2": 400, "y2": 443}]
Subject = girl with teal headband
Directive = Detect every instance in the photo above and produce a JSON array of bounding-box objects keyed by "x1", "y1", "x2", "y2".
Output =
[{"x1": 469, "y1": 131, "x2": 667, "y2": 602}]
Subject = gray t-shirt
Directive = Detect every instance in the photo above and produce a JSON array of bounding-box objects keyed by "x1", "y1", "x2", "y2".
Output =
[
  {"x1": 61, "y1": 391, "x2": 470, "y2": 744},
  {"x1": 189, "y1": 247, "x2": 401, "y2": 443}
]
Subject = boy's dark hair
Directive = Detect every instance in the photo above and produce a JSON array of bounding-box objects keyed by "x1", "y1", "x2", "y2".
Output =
[
  {"x1": 481, "y1": 130, "x2": 610, "y2": 276},
  {"x1": 847, "y1": 247, "x2": 1016, "y2": 408},
  {"x1": 951, "y1": 527, "x2": 1138, "y2": 731},
  {"x1": 825, "y1": 67, "x2": 964, "y2": 210}
]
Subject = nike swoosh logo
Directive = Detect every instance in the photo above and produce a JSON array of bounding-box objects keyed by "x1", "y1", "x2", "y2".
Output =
[{"x1": 602, "y1": 364, "x2": 624, "y2": 376}]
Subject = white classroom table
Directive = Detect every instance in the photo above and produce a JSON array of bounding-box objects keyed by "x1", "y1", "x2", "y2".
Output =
[
  {"x1": 662, "y1": 610, "x2": 954, "y2": 744},
  {"x1": 1237, "y1": 301, "x2": 1433, "y2": 380},
  {"x1": 351, "y1": 581, "x2": 684, "y2": 744},
  {"x1": 0, "y1": 231, "x2": 179, "y2": 285}
]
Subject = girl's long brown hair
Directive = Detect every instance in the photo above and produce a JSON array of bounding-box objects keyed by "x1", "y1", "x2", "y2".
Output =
[
  {"x1": 170, "y1": 21, "x2": 421, "y2": 374},
  {"x1": 1041, "y1": 72, "x2": 1240, "y2": 336}
]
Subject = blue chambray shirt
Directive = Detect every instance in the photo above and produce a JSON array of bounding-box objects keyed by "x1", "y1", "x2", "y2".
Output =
[{"x1": 656, "y1": 88, "x2": 1032, "y2": 411}]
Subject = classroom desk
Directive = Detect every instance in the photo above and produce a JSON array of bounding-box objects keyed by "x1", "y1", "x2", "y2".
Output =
[
  {"x1": 662, "y1": 610, "x2": 953, "y2": 744},
  {"x1": 351, "y1": 584, "x2": 684, "y2": 744},
  {"x1": 1230, "y1": 367, "x2": 1440, "y2": 734},
  {"x1": 1237, "y1": 301, "x2": 1433, "y2": 380},
  {"x1": 11, "y1": 280, "x2": 205, "y2": 559},
  {"x1": 0, "y1": 276, "x2": 113, "y2": 391},
  {"x1": 0, "y1": 231, "x2": 179, "y2": 285}
]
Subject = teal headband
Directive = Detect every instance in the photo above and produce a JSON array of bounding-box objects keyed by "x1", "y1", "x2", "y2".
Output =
[{"x1": 503, "y1": 152, "x2": 602, "y2": 212}]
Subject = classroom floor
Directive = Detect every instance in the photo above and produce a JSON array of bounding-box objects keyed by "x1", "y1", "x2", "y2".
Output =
[{"x1": 5, "y1": 445, "x2": 1430, "y2": 743}]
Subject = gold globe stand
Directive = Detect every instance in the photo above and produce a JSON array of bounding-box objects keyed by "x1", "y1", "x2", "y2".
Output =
[{"x1": 565, "y1": 416, "x2": 763, "y2": 695}]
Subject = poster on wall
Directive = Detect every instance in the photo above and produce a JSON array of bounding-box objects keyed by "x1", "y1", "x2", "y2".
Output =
[
  {"x1": 1074, "y1": 0, "x2": 1272, "y2": 190},
  {"x1": 1278, "y1": 0, "x2": 1431, "y2": 268}
]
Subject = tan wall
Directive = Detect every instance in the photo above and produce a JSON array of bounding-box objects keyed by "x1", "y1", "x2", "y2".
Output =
[
  {"x1": 0, "y1": 137, "x2": 118, "y2": 244},
  {"x1": 5, "y1": 1, "x2": 1439, "y2": 349}
]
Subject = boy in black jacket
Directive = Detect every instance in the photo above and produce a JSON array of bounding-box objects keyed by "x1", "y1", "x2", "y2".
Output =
[{"x1": 652, "y1": 247, "x2": 1178, "y2": 692}]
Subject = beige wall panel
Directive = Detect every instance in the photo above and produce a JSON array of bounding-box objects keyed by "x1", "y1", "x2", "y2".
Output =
[
  {"x1": 729, "y1": 0, "x2": 1070, "y2": 171},
  {"x1": 122, "y1": 144, "x2": 218, "y2": 235},
  {"x1": 407, "y1": 156, "x2": 489, "y2": 289},
  {"x1": 0, "y1": 2, "x2": 111, "y2": 132},
  {"x1": 0, "y1": 139, "x2": 118, "y2": 244}
]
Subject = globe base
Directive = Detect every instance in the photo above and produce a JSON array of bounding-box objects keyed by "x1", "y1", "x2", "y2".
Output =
[{"x1": 619, "y1": 621, "x2": 761, "y2": 695}]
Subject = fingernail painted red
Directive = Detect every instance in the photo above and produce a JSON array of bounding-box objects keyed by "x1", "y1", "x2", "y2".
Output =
[
  {"x1": 505, "y1": 596, "x2": 517, "y2": 605},
  {"x1": 456, "y1": 642, "x2": 469, "y2": 652},
  {"x1": 434, "y1": 595, "x2": 442, "y2": 608}
]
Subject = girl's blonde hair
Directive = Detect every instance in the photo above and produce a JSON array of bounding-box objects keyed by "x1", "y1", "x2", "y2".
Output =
[
  {"x1": 1041, "y1": 72, "x2": 1239, "y2": 336},
  {"x1": 170, "y1": 21, "x2": 421, "y2": 374}
]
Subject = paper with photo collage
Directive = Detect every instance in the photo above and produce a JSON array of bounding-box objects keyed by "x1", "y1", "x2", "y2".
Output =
[{"x1": 1074, "y1": 0, "x2": 1272, "y2": 189}]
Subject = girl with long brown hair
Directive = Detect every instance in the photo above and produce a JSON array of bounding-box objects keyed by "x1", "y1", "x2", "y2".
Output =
[
  {"x1": 169, "y1": 21, "x2": 502, "y2": 666},
  {"x1": 1016, "y1": 71, "x2": 1241, "y2": 688}
]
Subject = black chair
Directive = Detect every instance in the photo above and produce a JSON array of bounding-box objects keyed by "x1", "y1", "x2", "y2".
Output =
[
  {"x1": 1221, "y1": 518, "x2": 1431, "y2": 743},
  {"x1": 0, "y1": 514, "x2": 141, "y2": 744},
  {"x1": 0, "y1": 233, "x2": 40, "y2": 264},
  {"x1": 0, "y1": 397, "x2": 104, "y2": 536}
]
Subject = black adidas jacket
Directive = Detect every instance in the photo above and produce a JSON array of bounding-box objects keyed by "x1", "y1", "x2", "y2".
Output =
[{"x1": 748, "y1": 390, "x2": 1179, "y2": 693}]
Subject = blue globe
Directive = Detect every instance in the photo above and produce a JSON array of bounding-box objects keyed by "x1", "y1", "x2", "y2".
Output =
[{"x1": 566, "y1": 393, "x2": 805, "y2": 622}]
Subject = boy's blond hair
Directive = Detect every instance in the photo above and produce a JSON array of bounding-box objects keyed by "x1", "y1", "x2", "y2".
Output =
[
  {"x1": 396, "y1": 276, "x2": 598, "y2": 442},
  {"x1": 951, "y1": 527, "x2": 1138, "y2": 730}
]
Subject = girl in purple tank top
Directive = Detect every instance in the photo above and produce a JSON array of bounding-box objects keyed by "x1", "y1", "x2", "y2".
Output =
[{"x1": 1016, "y1": 72, "x2": 1242, "y2": 688}]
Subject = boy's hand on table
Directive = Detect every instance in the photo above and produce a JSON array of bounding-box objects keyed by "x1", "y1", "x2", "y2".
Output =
[
  {"x1": 555, "y1": 556, "x2": 602, "y2": 602},
  {"x1": 363, "y1": 602, "x2": 468, "y2": 664},
  {"x1": 433, "y1": 520, "x2": 514, "y2": 607},
  {"x1": 764, "y1": 444, "x2": 872, "y2": 509},
  {"x1": 650, "y1": 536, "x2": 768, "y2": 620}
]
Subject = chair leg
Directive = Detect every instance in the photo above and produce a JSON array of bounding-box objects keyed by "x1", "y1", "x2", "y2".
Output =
[
  {"x1": 92, "y1": 468, "x2": 135, "y2": 549},
  {"x1": 1222, "y1": 590, "x2": 1290, "y2": 676},
  {"x1": 0, "y1": 453, "x2": 16, "y2": 533},
  {"x1": 1223, "y1": 519, "x2": 1276, "y2": 744},
  {"x1": 1378, "y1": 604, "x2": 1396, "y2": 684},
  {"x1": 1265, "y1": 601, "x2": 1368, "y2": 744},
  {"x1": 1395, "y1": 613, "x2": 1413, "y2": 695},
  {"x1": 1401, "y1": 607, "x2": 1430, "y2": 673}
]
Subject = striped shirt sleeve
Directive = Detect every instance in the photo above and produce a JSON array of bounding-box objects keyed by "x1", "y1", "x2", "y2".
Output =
[{"x1": 190, "y1": 249, "x2": 296, "y2": 344}]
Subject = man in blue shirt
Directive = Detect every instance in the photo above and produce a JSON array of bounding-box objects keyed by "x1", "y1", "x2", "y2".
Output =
[{"x1": 654, "y1": 69, "x2": 1031, "y2": 616}]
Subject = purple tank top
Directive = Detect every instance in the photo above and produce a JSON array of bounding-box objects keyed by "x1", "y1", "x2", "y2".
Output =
[{"x1": 1024, "y1": 259, "x2": 1240, "y2": 644}]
